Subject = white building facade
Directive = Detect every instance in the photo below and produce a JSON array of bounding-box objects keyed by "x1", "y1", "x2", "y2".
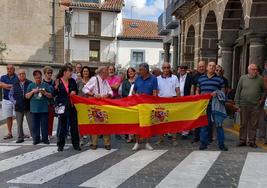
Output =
[
  {"x1": 63, "y1": 0, "x2": 124, "y2": 70},
  {"x1": 117, "y1": 19, "x2": 166, "y2": 70}
]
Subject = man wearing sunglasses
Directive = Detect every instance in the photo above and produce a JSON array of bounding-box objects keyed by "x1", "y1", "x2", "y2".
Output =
[
  {"x1": 177, "y1": 63, "x2": 194, "y2": 139},
  {"x1": 156, "y1": 62, "x2": 180, "y2": 146}
]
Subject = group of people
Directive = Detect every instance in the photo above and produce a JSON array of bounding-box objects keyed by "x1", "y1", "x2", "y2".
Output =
[{"x1": 0, "y1": 61, "x2": 265, "y2": 152}]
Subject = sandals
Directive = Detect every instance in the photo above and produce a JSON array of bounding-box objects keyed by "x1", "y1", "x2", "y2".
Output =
[{"x1": 4, "y1": 134, "x2": 13, "y2": 140}]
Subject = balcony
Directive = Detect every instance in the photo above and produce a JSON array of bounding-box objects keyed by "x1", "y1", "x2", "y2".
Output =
[
  {"x1": 166, "y1": 2, "x2": 179, "y2": 29},
  {"x1": 172, "y1": 0, "x2": 194, "y2": 18},
  {"x1": 158, "y1": 13, "x2": 170, "y2": 36},
  {"x1": 172, "y1": 0, "x2": 210, "y2": 18},
  {"x1": 69, "y1": 49, "x2": 115, "y2": 65},
  {"x1": 173, "y1": 0, "x2": 187, "y2": 10},
  {"x1": 73, "y1": 22, "x2": 116, "y2": 40}
]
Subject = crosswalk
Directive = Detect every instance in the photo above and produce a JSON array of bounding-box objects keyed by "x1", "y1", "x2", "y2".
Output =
[{"x1": 0, "y1": 145, "x2": 267, "y2": 188}]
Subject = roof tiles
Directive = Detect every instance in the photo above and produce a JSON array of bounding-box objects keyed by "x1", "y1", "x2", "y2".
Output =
[{"x1": 119, "y1": 19, "x2": 163, "y2": 41}]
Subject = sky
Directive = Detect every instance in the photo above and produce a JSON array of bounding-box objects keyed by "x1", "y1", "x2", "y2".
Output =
[{"x1": 122, "y1": 0, "x2": 164, "y2": 22}]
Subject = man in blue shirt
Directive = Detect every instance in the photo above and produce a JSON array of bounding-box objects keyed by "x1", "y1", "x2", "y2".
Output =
[
  {"x1": 132, "y1": 63, "x2": 158, "y2": 151},
  {"x1": 134, "y1": 63, "x2": 158, "y2": 96},
  {"x1": 196, "y1": 61, "x2": 228, "y2": 151},
  {"x1": 0, "y1": 64, "x2": 18, "y2": 139}
]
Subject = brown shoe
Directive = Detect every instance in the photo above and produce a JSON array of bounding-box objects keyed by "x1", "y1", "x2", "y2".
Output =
[
  {"x1": 105, "y1": 145, "x2": 111, "y2": 150},
  {"x1": 237, "y1": 142, "x2": 246, "y2": 147},
  {"x1": 90, "y1": 145, "x2": 97, "y2": 150},
  {"x1": 4, "y1": 134, "x2": 13, "y2": 140},
  {"x1": 248, "y1": 143, "x2": 258, "y2": 148}
]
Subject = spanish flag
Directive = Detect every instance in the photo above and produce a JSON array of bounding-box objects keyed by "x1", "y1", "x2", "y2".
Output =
[{"x1": 71, "y1": 94, "x2": 211, "y2": 138}]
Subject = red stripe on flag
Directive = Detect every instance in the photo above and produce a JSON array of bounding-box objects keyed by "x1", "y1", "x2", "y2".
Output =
[
  {"x1": 79, "y1": 124, "x2": 139, "y2": 135},
  {"x1": 72, "y1": 94, "x2": 211, "y2": 107},
  {"x1": 138, "y1": 115, "x2": 208, "y2": 138},
  {"x1": 78, "y1": 115, "x2": 208, "y2": 138}
]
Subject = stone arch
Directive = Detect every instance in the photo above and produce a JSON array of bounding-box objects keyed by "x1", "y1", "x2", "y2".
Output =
[
  {"x1": 201, "y1": 10, "x2": 218, "y2": 63},
  {"x1": 221, "y1": 0, "x2": 245, "y2": 45},
  {"x1": 249, "y1": 0, "x2": 267, "y2": 33},
  {"x1": 220, "y1": 0, "x2": 245, "y2": 88},
  {"x1": 247, "y1": 0, "x2": 267, "y2": 75},
  {"x1": 184, "y1": 25, "x2": 195, "y2": 68}
]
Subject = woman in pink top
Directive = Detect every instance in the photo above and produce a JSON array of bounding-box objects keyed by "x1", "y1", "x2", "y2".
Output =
[{"x1": 107, "y1": 65, "x2": 122, "y2": 99}]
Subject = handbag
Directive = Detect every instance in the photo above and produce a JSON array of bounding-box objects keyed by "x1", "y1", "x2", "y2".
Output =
[{"x1": 55, "y1": 103, "x2": 66, "y2": 115}]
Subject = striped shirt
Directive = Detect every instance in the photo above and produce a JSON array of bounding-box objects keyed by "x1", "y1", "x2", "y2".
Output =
[{"x1": 197, "y1": 74, "x2": 225, "y2": 94}]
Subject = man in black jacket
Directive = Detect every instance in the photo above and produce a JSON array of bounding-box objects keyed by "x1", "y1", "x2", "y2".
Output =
[
  {"x1": 177, "y1": 64, "x2": 194, "y2": 139},
  {"x1": 9, "y1": 69, "x2": 32, "y2": 143}
]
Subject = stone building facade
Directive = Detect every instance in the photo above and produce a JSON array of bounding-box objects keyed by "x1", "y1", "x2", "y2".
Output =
[
  {"x1": 0, "y1": 0, "x2": 65, "y2": 76},
  {"x1": 162, "y1": 0, "x2": 267, "y2": 88}
]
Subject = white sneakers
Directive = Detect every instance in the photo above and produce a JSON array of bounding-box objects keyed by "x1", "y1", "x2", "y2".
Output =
[
  {"x1": 132, "y1": 143, "x2": 153, "y2": 151},
  {"x1": 145, "y1": 143, "x2": 153, "y2": 150},
  {"x1": 132, "y1": 143, "x2": 140, "y2": 151}
]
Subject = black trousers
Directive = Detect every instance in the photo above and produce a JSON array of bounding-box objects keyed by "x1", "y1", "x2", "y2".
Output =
[{"x1": 57, "y1": 106, "x2": 80, "y2": 148}]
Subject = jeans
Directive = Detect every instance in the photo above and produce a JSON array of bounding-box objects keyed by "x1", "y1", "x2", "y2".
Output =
[
  {"x1": 200, "y1": 105, "x2": 225, "y2": 147},
  {"x1": 32, "y1": 112, "x2": 48, "y2": 142}
]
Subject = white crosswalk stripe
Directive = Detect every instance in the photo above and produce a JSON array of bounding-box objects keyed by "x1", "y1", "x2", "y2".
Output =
[
  {"x1": 0, "y1": 147, "x2": 58, "y2": 173},
  {"x1": 8, "y1": 149, "x2": 117, "y2": 185},
  {"x1": 0, "y1": 144, "x2": 266, "y2": 188},
  {"x1": 156, "y1": 151, "x2": 221, "y2": 188},
  {"x1": 0, "y1": 146, "x2": 21, "y2": 154},
  {"x1": 79, "y1": 150, "x2": 167, "y2": 188},
  {"x1": 238, "y1": 152, "x2": 267, "y2": 188}
]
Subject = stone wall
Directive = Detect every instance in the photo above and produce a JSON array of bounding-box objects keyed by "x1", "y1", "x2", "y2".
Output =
[
  {"x1": 176, "y1": 0, "x2": 267, "y2": 87},
  {"x1": 0, "y1": 0, "x2": 65, "y2": 67}
]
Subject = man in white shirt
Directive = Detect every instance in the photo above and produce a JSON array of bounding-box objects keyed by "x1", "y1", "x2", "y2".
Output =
[
  {"x1": 82, "y1": 66, "x2": 113, "y2": 150},
  {"x1": 156, "y1": 62, "x2": 180, "y2": 146}
]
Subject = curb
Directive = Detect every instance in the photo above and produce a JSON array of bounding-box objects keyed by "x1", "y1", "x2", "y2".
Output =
[
  {"x1": 0, "y1": 119, "x2": 6, "y2": 126},
  {"x1": 224, "y1": 127, "x2": 267, "y2": 151}
]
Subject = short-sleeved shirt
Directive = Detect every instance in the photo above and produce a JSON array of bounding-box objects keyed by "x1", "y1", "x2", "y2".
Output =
[
  {"x1": 197, "y1": 74, "x2": 225, "y2": 94},
  {"x1": 26, "y1": 82, "x2": 51, "y2": 113},
  {"x1": 157, "y1": 75, "x2": 179, "y2": 97},
  {"x1": 134, "y1": 75, "x2": 158, "y2": 95},
  {"x1": 0, "y1": 74, "x2": 19, "y2": 100},
  {"x1": 82, "y1": 75, "x2": 113, "y2": 96}
]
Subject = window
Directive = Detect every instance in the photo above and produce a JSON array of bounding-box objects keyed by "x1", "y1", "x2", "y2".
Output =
[
  {"x1": 131, "y1": 50, "x2": 145, "y2": 66},
  {"x1": 89, "y1": 40, "x2": 100, "y2": 61},
  {"x1": 159, "y1": 51, "x2": 172, "y2": 67},
  {"x1": 89, "y1": 12, "x2": 101, "y2": 35}
]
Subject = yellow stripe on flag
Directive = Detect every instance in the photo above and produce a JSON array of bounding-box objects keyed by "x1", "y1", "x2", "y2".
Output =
[
  {"x1": 138, "y1": 100, "x2": 209, "y2": 127},
  {"x1": 75, "y1": 104, "x2": 139, "y2": 125}
]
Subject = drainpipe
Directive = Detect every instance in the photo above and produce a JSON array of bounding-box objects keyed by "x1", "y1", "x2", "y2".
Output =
[
  {"x1": 52, "y1": 0, "x2": 56, "y2": 64},
  {"x1": 197, "y1": 1, "x2": 202, "y2": 65}
]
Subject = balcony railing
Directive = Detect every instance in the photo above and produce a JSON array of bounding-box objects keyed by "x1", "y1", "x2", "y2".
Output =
[
  {"x1": 70, "y1": 49, "x2": 116, "y2": 63},
  {"x1": 73, "y1": 22, "x2": 116, "y2": 40},
  {"x1": 158, "y1": 13, "x2": 170, "y2": 36},
  {"x1": 166, "y1": 2, "x2": 179, "y2": 29},
  {"x1": 173, "y1": 0, "x2": 187, "y2": 10}
]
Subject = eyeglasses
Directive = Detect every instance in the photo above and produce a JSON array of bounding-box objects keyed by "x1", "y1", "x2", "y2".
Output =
[
  {"x1": 180, "y1": 67, "x2": 187, "y2": 69},
  {"x1": 216, "y1": 69, "x2": 221, "y2": 72},
  {"x1": 163, "y1": 67, "x2": 170, "y2": 69},
  {"x1": 46, "y1": 72, "x2": 53, "y2": 74}
]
